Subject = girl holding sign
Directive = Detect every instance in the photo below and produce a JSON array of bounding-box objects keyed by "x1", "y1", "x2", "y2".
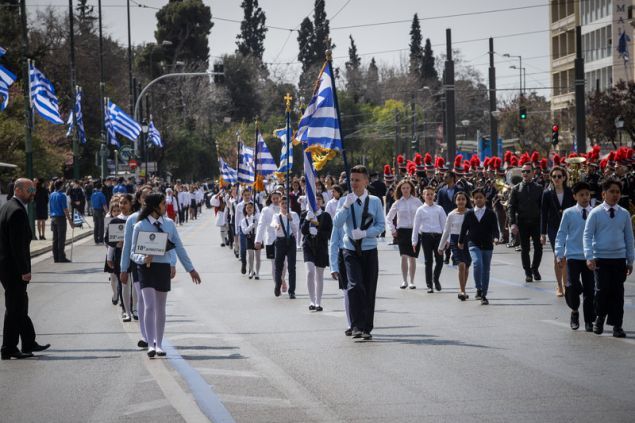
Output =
[{"x1": 131, "y1": 193, "x2": 202, "y2": 358}]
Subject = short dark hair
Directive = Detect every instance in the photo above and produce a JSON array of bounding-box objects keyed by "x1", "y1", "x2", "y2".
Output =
[
  {"x1": 332, "y1": 185, "x2": 343, "y2": 196},
  {"x1": 602, "y1": 179, "x2": 622, "y2": 192},
  {"x1": 444, "y1": 171, "x2": 456, "y2": 180},
  {"x1": 54, "y1": 179, "x2": 64, "y2": 190},
  {"x1": 422, "y1": 185, "x2": 436, "y2": 193},
  {"x1": 572, "y1": 181, "x2": 591, "y2": 194},
  {"x1": 471, "y1": 187, "x2": 486, "y2": 197},
  {"x1": 350, "y1": 165, "x2": 368, "y2": 176}
]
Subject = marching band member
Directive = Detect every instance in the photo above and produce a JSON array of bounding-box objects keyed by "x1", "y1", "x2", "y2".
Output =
[{"x1": 386, "y1": 179, "x2": 423, "y2": 289}]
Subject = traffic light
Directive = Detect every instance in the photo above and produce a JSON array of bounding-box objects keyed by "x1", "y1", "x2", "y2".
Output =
[
  {"x1": 551, "y1": 124, "x2": 559, "y2": 146},
  {"x1": 411, "y1": 138, "x2": 418, "y2": 151},
  {"x1": 213, "y1": 63, "x2": 224, "y2": 84},
  {"x1": 519, "y1": 106, "x2": 527, "y2": 120}
]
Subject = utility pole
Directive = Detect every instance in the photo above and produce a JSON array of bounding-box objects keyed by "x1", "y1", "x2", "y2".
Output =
[
  {"x1": 126, "y1": 0, "x2": 133, "y2": 114},
  {"x1": 394, "y1": 110, "x2": 400, "y2": 170},
  {"x1": 98, "y1": 0, "x2": 107, "y2": 180},
  {"x1": 411, "y1": 94, "x2": 417, "y2": 155},
  {"x1": 69, "y1": 0, "x2": 79, "y2": 179},
  {"x1": 574, "y1": 25, "x2": 586, "y2": 153},
  {"x1": 488, "y1": 37, "x2": 498, "y2": 157},
  {"x1": 444, "y1": 29, "x2": 456, "y2": 162}
]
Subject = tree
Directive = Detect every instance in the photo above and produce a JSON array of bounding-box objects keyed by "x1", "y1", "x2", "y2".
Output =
[
  {"x1": 364, "y1": 57, "x2": 380, "y2": 105},
  {"x1": 421, "y1": 38, "x2": 438, "y2": 83},
  {"x1": 408, "y1": 14, "x2": 423, "y2": 79},
  {"x1": 297, "y1": 17, "x2": 317, "y2": 72},
  {"x1": 235, "y1": 0, "x2": 267, "y2": 60},
  {"x1": 345, "y1": 35, "x2": 362, "y2": 102},
  {"x1": 497, "y1": 93, "x2": 552, "y2": 155},
  {"x1": 587, "y1": 81, "x2": 635, "y2": 148},
  {"x1": 221, "y1": 53, "x2": 263, "y2": 121},
  {"x1": 154, "y1": 0, "x2": 213, "y2": 66},
  {"x1": 313, "y1": 0, "x2": 332, "y2": 57}
]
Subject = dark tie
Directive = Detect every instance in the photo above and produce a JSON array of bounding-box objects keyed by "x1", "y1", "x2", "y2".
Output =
[
  {"x1": 582, "y1": 209, "x2": 587, "y2": 220},
  {"x1": 356, "y1": 199, "x2": 362, "y2": 206},
  {"x1": 609, "y1": 208, "x2": 615, "y2": 219},
  {"x1": 154, "y1": 221, "x2": 162, "y2": 231}
]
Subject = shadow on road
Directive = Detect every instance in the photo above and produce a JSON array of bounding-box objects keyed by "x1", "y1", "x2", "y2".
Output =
[{"x1": 369, "y1": 334, "x2": 495, "y2": 349}]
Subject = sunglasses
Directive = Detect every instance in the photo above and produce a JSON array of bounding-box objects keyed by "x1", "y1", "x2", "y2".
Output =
[
  {"x1": 521, "y1": 170, "x2": 531, "y2": 174},
  {"x1": 552, "y1": 174, "x2": 564, "y2": 179}
]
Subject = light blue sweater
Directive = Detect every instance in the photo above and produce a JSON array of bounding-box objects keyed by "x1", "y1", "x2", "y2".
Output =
[
  {"x1": 333, "y1": 194, "x2": 386, "y2": 251},
  {"x1": 329, "y1": 225, "x2": 345, "y2": 274},
  {"x1": 131, "y1": 217, "x2": 195, "y2": 272},
  {"x1": 120, "y1": 211, "x2": 140, "y2": 273},
  {"x1": 554, "y1": 205, "x2": 589, "y2": 261},
  {"x1": 583, "y1": 203, "x2": 635, "y2": 263}
]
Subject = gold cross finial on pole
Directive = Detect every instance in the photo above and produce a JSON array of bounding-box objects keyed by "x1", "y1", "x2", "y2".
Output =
[{"x1": 284, "y1": 93, "x2": 293, "y2": 112}]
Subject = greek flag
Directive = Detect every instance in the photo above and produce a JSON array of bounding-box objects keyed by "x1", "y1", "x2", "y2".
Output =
[
  {"x1": 66, "y1": 87, "x2": 87, "y2": 144},
  {"x1": 274, "y1": 127, "x2": 293, "y2": 173},
  {"x1": 255, "y1": 131, "x2": 277, "y2": 175},
  {"x1": 29, "y1": 63, "x2": 64, "y2": 124},
  {"x1": 104, "y1": 98, "x2": 118, "y2": 147},
  {"x1": 303, "y1": 149, "x2": 319, "y2": 215},
  {"x1": 0, "y1": 65, "x2": 16, "y2": 111},
  {"x1": 618, "y1": 30, "x2": 631, "y2": 63},
  {"x1": 149, "y1": 120, "x2": 163, "y2": 147},
  {"x1": 219, "y1": 158, "x2": 237, "y2": 183},
  {"x1": 238, "y1": 143, "x2": 255, "y2": 183},
  {"x1": 0, "y1": 46, "x2": 6, "y2": 57},
  {"x1": 107, "y1": 100, "x2": 141, "y2": 141},
  {"x1": 295, "y1": 62, "x2": 342, "y2": 162}
]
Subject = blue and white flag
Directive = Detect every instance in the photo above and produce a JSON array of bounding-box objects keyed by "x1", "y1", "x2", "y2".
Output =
[
  {"x1": 66, "y1": 87, "x2": 87, "y2": 144},
  {"x1": 255, "y1": 131, "x2": 277, "y2": 176},
  {"x1": 148, "y1": 120, "x2": 163, "y2": 147},
  {"x1": 618, "y1": 30, "x2": 631, "y2": 63},
  {"x1": 303, "y1": 148, "x2": 319, "y2": 215},
  {"x1": 104, "y1": 98, "x2": 119, "y2": 147},
  {"x1": 0, "y1": 46, "x2": 6, "y2": 57},
  {"x1": 107, "y1": 100, "x2": 141, "y2": 141},
  {"x1": 294, "y1": 62, "x2": 342, "y2": 170},
  {"x1": 0, "y1": 65, "x2": 16, "y2": 111},
  {"x1": 238, "y1": 143, "x2": 255, "y2": 184},
  {"x1": 29, "y1": 63, "x2": 64, "y2": 124},
  {"x1": 274, "y1": 127, "x2": 293, "y2": 174},
  {"x1": 219, "y1": 158, "x2": 237, "y2": 183}
]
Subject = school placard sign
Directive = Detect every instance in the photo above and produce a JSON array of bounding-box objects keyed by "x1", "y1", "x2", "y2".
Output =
[{"x1": 134, "y1": 231, "x2": 168, "y2": 256}]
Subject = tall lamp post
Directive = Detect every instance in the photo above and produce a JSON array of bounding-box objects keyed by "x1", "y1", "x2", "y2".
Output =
[
  {"x1": 503, "y1": 53, "x2": 523, "y2": 95},
  {"x1": 141, "y1": 120, "x2": 149, "y2": 181},
  {"x1": 510, "y1": 65, "x2": 526, "y2": 95}
]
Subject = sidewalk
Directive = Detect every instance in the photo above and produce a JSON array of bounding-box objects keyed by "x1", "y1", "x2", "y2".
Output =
[{"x1": 30, "y1": 218, "x2": 94, "y2": 257}]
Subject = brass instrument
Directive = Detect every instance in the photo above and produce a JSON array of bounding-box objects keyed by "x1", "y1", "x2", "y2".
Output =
[{"x1": 564, "y1": 156, "x2": 586, "y2": 185}]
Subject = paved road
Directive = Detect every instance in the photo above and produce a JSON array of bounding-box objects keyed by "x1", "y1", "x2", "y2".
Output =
[{"x1": 1, "y1": 209, "x2": 634, "y2": 423}]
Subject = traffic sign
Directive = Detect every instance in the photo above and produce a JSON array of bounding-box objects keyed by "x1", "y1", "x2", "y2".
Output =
[
  {"x1": 128, "y1": 159, "x2": 138, "y2": 170},
  {"x1": 119, "y1": 146, "x2": 134, "y2": 161}
]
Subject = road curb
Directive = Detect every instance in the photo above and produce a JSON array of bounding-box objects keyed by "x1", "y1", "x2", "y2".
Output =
[{"x1": 30, "y1": 230, "x2": 93, "y2": 258}]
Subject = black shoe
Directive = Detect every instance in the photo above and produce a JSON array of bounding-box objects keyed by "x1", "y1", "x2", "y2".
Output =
[
  {"x1": 137, "y1": 340, "x2": 149, "y2": 348},
  {"x1": 458, "y1": 293, "x2": 466, "y2": 301},
  {"x1": 443, "y1": 258, "x2": 450, "y2": 265},
  {"x1": 434, "y1": 281, "x2": 442, "y2": 291},
  {"x1": 274, "y1": 284, "x2": 281, "y2": 297},
  {"x1": 515, "y1": 246, "x2": 522, "y2": 252},
  {"x1": 59, "y1": 258, "x2": 72, "y2": 263},
  {"x1": 132, "y1": 312, "x2": 138, "y2": 321},
  {"x1": 613, "y1": 327, "x2": 626, "y2": 338},
  {"x1": 481, "y1": 296, "x2": 489, "y2": 305},
  {"x1": 315, "y1": 306, "x2": 323, "y2": 312},
  {"x1": 289, "y1": 293, "x2": 296, "y2": 299},
  {"x1": 475, "y1": 289, "x2": 482, "y2": 300},
  {"x1": 361, "y1": 332, "x2": 372, "y2": 340},
  {"x1": 1, "y1": 350, "x2": 34, "y2": 360},
  {"x1": 351, "y1": 328, "x2": 363, "y2": 339},
  {"x1": 111, "y1": 299, "x2": 118, "y2": 305},
  {"x1": 147, "y1": 349, "x2": 156, "y2": 358},
  {"x1": 426, "y1": 287, "x2": 434, "y2": 293},
  {"x1": 220, "y1": 243, "x2": 225, "y2": 247},
  {"x1": 593, "y1": 316, "x2": 605, "y2": 335},
  {"x1": 570, "y1": 312, "x2": 580, "y2": 330},
  {"x1": 23, "y1": 343, "x2": 50, "y2": 354},
  {"x1": 156, "y1": 350, "x2": 167, "y2": 357},
  {"x1": 584, "y1": 322, "x2": 593, "y2": 332},
  {"x1": 525, "y1": 274, "x2": 533, "y2": 283},
  {"x1": 241, "y1": 263, "x2": 246, "y2": 275},
  {"x1": 254, "y1": 275, "x2": 260, "y2": 280},
  {"x1": 344, "y1": 328, "x2": 353, "y2": 336},
  {"x1": 532, "y1": 270, "x2": 542, "y2": 281},
  {"x1": 309, "y1": 305, "x2": 316, "y2": 311}
]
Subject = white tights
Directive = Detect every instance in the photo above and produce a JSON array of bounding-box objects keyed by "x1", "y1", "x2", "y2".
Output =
[
  {"x1": 247, "y1": 249, "x2": 261, "y2": 275},
  {"x1": 110, "y1": 274, "x2": 118, "y2": 300},
  {"x1": 305, "y1": 262, "x2": 325, "y2": 306},
  {"x1": 121, "y1": 277, "x2": 137, "y2": 316},
  {"x1": 134, "y1": 281, "x2": 147, "y2": 342},
  {"x1": 142, "y1": 287, "x2": 168, "y2": 349},
  {"x1": 343, "y1": 289, "x2": 351, "y2": 328}
]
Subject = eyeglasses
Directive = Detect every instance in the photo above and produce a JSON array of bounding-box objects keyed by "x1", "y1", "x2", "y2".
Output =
[
  {"x1": 552, "y1": 174, "x2": 564, "y2": 179},
  {"x1": 521, "y1": 170, "x2": 531, "y2": 174}
]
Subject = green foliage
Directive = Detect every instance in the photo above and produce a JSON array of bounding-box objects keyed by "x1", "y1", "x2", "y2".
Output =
[
  {"x1": 345, "y1": 35, "x2": 362, "y2": 103},
  {"x1": 587, "y1": 81, "x2": 635, "y2": 148},
  {"x1": 408, "y1": 14, "x2": 423, "y2": 78},
  {"x1": 236, "y1": 0, "x2": 267, "y2": 60},
  {"x1": 497, "y1": 93, "x2": 551, "y2": 155},
  {"x1": 421, "y1": 39, "x2": 438, "y2": 83},
  {"x1": 221, "y1": 53, "x2": 264, "y2": 121}
]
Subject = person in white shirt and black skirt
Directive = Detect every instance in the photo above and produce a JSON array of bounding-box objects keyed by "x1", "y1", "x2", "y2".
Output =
[{"x1": 301, "y1": 195, "x2": 332, "y2": 311}]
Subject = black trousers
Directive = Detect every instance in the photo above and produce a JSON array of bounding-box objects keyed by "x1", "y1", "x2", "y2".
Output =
[
  {"x1": 494, "y1": 202, "x2": 509, "y2": 243},
  {"x1": 518, "y1": 219, "x2": 542, "y2": 274},
  {"x1": 564, "y1": 259, "x2": 595, "y2": 324},
  {"x1": 420, "y1": 233, "x2": 443, "y2": 287},
  {"x1": 274, "y1": 237, "x2": 296, "y2": 294},
  {"x1": 51, "y1": 216, "x2": 67, "y2": 262},
  {"x1": 343, "y1": 248, "x2": 378, "y2": 333},
  {"x1": 178, "y1": 208, "x2": 188, "y2": 223},
  {"x1": 1, "y1": 273, "x2": 36, "y2": 354},
  {"x1": 594, "y1": 258, "x2": 627, "y2": 328},
  {"x1": 93, "y1": 209, "x2": 105, "y2": 243}
]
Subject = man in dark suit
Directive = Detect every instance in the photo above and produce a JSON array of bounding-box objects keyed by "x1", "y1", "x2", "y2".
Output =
[{"x1": 0, "y1": 178, "x2": 51, "y2": 359}]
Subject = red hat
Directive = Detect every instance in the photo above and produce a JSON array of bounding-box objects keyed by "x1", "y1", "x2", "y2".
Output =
[
  {"x1": 397, "y1": 154, "x2": 406, "y2": 171},
  {"x1": 383, "y1": 164, "x2": 395, "y2": 183},
  {"x1": 531, "y1": 151, "x2": 540, "y2": 163},
  {"x1": 406, "y1": 160, "x2": 416, "y2": 176},
  {"x1": 494, "y1": 157, "x2": 505, "y2": 175},
  {"x1": 504, "y1": 150, "x2": 512, "y2": 164},
  {"x1": 463, "y1": 161, "x2": 471, "y2": 175},
  {"x1": 600, "y1": 158, "x2": 608, "y2": 170},
  {"x1": 424, "y1": 153, "x2": 434, "y2": 170},
  {"x1": 587, "y1": 145, "x2": 600, "y2": 167},
  {"x1": 435, "y1": 156, "x2": 447, "y2": 171},
  {"x1": 483, "y1": 157, "x2": 491, "y2": 170},
  {"x1": 510, "y1": 156, "x2": 519, "y2": 167},
  {"x1": 553, "y1": 153, "x2": 561, "y2": 167},
  {"x1": 540, "y1": 158, "x2": 548, "y2": 171},
  {"x1": 453, "y1": 154, "x2": 463, "y2": 172},
  {"x1": 414, "y1": 153, "x2": 425, "y2": 173},
  {"x1": 470, "y1": 154, "x2": 481, "y2": 170},
  {"x1": 519, "y1": 153, "x2": 530, "y2": 167},
  {"x1": 607, "y1": 151, "x2": 616, "y2": 166}
]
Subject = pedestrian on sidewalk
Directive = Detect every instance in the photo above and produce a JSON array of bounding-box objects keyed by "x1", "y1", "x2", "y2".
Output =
[
  {"x1": 49, "y1": 179, "x2": 73, "y2": 263},
  {"x1": 34, "y1": 178, "x2": 49, "y2": 240},
  {"x1": 554, "y1": 182, "x2": 595, "y2": 332},
  {"x1": 458, "y1": 188, "x2": 500, "y2": 305},
  {"x1": 439, "y1": 191, "x2": 472, "y2": 301},
  {"x1": 0, "y1": 178, "x2": 51, "y2": 359},
  {"x1": 91, "y1": 182, "x2": 108, "y2": 244},
  {"x1": 302, "y1": 195, "x2": 332, "y2": 311},
  {"x1": 583, "y1": 179, "x2": 634, "y2": 338},
  {"x1": 131, "y1": 193, "x2": 201, "y2": 358}
]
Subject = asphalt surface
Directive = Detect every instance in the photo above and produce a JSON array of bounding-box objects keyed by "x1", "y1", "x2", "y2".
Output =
[{"x1": 1, "y1": 208, "x2": 634, "y2": 423}]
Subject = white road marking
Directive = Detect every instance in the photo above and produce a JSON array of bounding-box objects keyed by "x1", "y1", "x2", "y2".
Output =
[
  {"x1": 219, "y1": 394, "x2": 292, "y2": 408},
  {"x1": 123, "y1": 399, "x2": 171, "y2": 416},
  {"x1": 194, "y1": 368, "x2": 261, "y2": 378}
]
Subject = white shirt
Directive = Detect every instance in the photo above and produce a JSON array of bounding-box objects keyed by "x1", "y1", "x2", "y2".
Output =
[
  {"x1": 575, "y1": 203, "x2": 593, "y2": 219},
  {"x1": 255, "y1": 204, "x2": 280, "y2": 245},
  {"x1": 438, "y1": 209, "x2": 466, "y2": 250},
  {"x1": 474, "y1": 206, "x2": 486, "y2": 222},
  {"x1": 235, "y1": 200, "x2": 260, "y2": 235},
  {"x1": 270, "y1": 212, "x2": 300, "y2": 239},
  {"x1": 411, "y1": 203, "x2": 447, "y2": 245},
  {"x1": 177, "y1": 191, "x2": 190, "y2": 207},
  {"x1": 325, "y1": 197, "x2": 339, "y2": 218},
  {"x1": 386, "y1": 195, "x2": 423, "y2": 233},
  {"x1": 240, "y1": 214, "x2": 258, "y2": 235}
]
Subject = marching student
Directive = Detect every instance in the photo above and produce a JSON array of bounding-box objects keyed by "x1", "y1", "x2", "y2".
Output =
[
  {"x1": 554, "y1": 182, "x2": 595, "y2": 331},
  {"x1": 325, "y1": 185, "x2": 343, "y2": 218},
  {"x1": 210, "y1": 188, "x2": 229, "y2": 247},
  {"x1": 333, "y1": 165, "x2": 386, "y2": 340},
  {"x1": 131, "y1": 193, "x2": 201, "y2": 358},
  {"x1": 301, "y1": 195, "x2": 333, "y2": 311},
  {"x1": 458, "y1": 188, "x2": 499, "y2": 305},
  {"x1": 177, "y1": 185, "x2": 190, "y2": 225},
  {"x1": 235, "y1": 189, "x2": 258, "y2": 275},
  {"x1": 255, "y1": 191, "x2": 283, "y2": 282},
  {"x1": 411, "y1": 186, "x2": 447, "y2": 293},
  {"x1": 330, "y1": 224, "x2": 352, "y2": 335},
  {"x1": 438, "y1": 191, "x2": 472, "y2": 301},
  {"x1": 240, "y1": 202, "x2": 261, "y2": 279},
  {"x1": 270, "y1": 196, "x2": 300, "y2": 298},
  {"x1": 386, "y1": 179, "x2": 423, "y2": 289},
  {"x1": 105, "y1": 197, "x2": 121, "y2": 307},
  {"x1": 165, "y1": 188, "x2": 179, "y2": 222},
  {"x1": 583, "y1": 180, "x2": 634, "y2": 338}
]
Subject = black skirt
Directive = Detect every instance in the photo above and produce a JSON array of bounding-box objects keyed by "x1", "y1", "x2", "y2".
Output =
[
  {"x1": 398, "y1": 228, "x2": 420, "y2": 258},
  {"x1": 337, "y1": 248, "x2": 348, "y2": 290},
  {"x1": 245, "y1": 233, "x2": 256, "y2": 250},
  {"x1": 266, "y1": 244, "x2": 275, "y2": 260},
  {"x1": 138, "y1": 262, "x2": 171, "y2": 292}
]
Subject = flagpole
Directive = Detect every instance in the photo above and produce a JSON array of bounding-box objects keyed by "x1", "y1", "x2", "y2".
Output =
[
  {"x1": 284, "y1": 93, "x2": 292, "y2": 238},
  {"x1": 98, "y1": 0, "x2": 107, "y2": 180},
  {"x1": 254, "y1": 118, "x2": 260, "y2": 195},
  {"x1": 325, "y1": 47, "x2": 351, "y2": 192},
  {"x1": 69, "y1": 0, "x2": 80, "y2": 180}
]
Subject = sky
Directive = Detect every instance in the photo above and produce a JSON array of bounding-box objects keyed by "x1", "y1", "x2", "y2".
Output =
[{"x1": 29, "y1": 0, "x2": 552, "y2": 98}]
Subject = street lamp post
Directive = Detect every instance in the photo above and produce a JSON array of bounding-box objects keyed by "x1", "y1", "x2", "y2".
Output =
[
  {"x1": 503, "y1": 53, "x2": 523, "y2": 95},
  {"x1": 510, "y1": 65, "x2": 526, "y2": 95},
  {"x1": 141, "y1": 121, "x2": 149, "y2": 180}
]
